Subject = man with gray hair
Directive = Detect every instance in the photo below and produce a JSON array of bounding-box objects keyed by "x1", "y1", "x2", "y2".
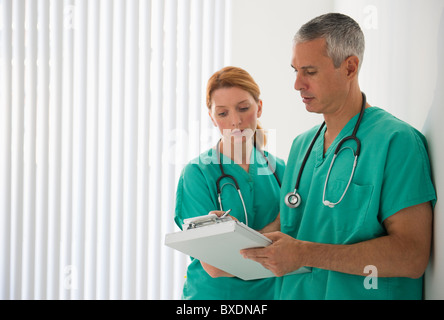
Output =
[{"x1": 242, "y1": 13, "x2": 436, "y2": 299}]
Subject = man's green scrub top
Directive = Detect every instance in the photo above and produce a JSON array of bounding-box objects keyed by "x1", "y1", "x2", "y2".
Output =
[
  {"x1": 279, "y1": 107, "x2": 436, "y2": 300},
  {"x1": 175, "y1": 146, "x2": 285, "y2": 300}
]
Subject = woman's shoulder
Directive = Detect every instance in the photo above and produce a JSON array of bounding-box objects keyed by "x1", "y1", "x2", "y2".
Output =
[{"x1": 180, "y1": 147, "x2": 218, "y2": 178}]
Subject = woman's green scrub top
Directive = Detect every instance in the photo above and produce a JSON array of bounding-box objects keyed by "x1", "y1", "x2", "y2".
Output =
[
  {"x1": 175, "y1": 146, "x2": 285, "y2": 300},
  {"x1": 279, "y1": 107, "x2": 436, "y2": 300}
]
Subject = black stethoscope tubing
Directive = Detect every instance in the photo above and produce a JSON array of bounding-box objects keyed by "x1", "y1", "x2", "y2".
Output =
[
  {"x1": 216, "y1": 139, "x2": 281, "y2": 225},
  {"x1": 285, "y1": 92, "x2": 366, "y2": 208},
  {"x1": 216, "y1": 139, "x2": 281, "y2": 191}
]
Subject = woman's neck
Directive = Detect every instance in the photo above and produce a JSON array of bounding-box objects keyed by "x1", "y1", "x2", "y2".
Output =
[{"x1": 219, "y1": 138, "x2": 254, "y2": 171}]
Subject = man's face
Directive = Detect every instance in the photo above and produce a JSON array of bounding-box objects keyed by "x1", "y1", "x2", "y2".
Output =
[{"x1": 291, "y1": 37, "x2": 349, "y2": 115}]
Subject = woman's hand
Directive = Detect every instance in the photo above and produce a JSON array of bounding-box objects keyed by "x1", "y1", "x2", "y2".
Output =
[{"x1": 208, "y1": 210, "x2": 238, "y2": 221}]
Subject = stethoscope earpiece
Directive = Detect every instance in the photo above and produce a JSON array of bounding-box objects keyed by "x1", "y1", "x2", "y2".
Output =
[{"x1": 323, "y1": 200, "x2": 335, "y2": 208}]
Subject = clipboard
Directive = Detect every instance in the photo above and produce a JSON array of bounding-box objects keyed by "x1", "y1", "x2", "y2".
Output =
[{"x1": 165, "y1": 217, "x2": 311, "y2": 280}]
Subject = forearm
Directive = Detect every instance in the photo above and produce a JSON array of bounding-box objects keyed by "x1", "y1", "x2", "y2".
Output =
[
  {"x1": 300, "y1": 234, "x2": 428, "y2": 278},
  {"x1": 302, "y1": 204, "x2": 432, "y2": 279},
  {"x1": 201, "y1": 261, "x2": 234, "y2": 278},
  {"x1": 259, "y1": 213, "x2": 280, "y2": 233}
]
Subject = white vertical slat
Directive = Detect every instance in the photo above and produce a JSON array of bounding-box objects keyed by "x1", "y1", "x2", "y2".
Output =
[
  {"x1": 122, "y1": 0, "x2": 138, "y2": 300},
  {"x1": 147, "y1": 0, "x2": 164, "y2": 300},
  {"x1": 174, "y1": 0, "x2": 191, "y2": 299},
  {"x1": 96, "y1": 0, "x2": 113, "y2": 300},
  {"x1": 0, "y1": 0, "x2": 12, "y2": 300},
  {"x1": 188, "y1": 0, "x2": 203, "y2": 159},
  {"x1": 110, "y1": 0, "x2": 125, "y2": 300},
  {"x1": 47, "y1": 0, "x2": 63, "y2": 300},
  {"x1": 160, "y1": 0, "x2": 177, "y2": 300},
  {"x1": 200, "y1": 0, "x2": 216, "y2": 150},
  {"x1": 71, "y1": 0, "x2": 87, "y2": 299},
  {"x1": 224, "y1": 0, "x2": 232, "y2": 66},
  {"x1": 84, "y1": 0, "x2": 99, "y2": 300},
  {"x1": 60, "y1": 0, "x2": 74, "y2": 300},
  {"x1": 11, "y1": 0, "x2": 26, "y2": 299},
  {"x1": 136, "y1": 0, "x2": 151, "y2": 300},
  {"x1": 35, "y1": 0, "x2": 50, "y2": 299},
  {"x1": 213, "y1": 0, "x2": 225, "y2": 71},
  {"x1": 20, "y1": 0, "x2": 36, "y2": 300},
  {"x1": 176, "y1": 0, "x2": 190, "y2": 166}
]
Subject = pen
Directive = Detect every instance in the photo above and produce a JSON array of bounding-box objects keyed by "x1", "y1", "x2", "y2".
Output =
[{"x1": 221, "y1": 209, "x2": 232, "y2": 218}]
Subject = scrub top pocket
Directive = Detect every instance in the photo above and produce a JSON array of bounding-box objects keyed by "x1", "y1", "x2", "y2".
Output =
[{"x1": 324, "y1": 179, "x2": 374, "y2": 234}]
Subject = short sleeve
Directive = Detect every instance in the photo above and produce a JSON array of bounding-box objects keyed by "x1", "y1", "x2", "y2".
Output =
[
  {"x1": 379, "y1": 128, "x2": 436, "y2": 222},
  {"x1": 174, "y1": 164, "x2": 218, "y2": 229}
]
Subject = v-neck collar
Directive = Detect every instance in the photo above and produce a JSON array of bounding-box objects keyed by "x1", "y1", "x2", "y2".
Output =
[
  {"x1": 215, "y1": 146, "x2": 256, "y2": 182},
  {"x1": 314, "y1": 111, "x2": 363, "y2": 167}
]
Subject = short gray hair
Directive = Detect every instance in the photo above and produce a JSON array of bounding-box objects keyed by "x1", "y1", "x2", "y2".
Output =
[{"x1": 294, "y1": 13, "x2": 365, "y2": 73}]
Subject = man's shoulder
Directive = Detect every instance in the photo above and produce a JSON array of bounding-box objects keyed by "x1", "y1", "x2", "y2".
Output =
[{"x1": 364, "y1": 107, "x2": 426, "y2": 142}]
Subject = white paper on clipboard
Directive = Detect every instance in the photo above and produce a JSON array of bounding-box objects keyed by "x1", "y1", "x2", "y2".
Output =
[{"x1": 164, "y1": 220, "x2": 311, "y2": 280}]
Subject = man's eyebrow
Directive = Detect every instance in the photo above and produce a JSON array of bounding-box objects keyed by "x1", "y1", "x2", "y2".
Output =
[{"x1": 291, "y1": 64, "x2": 317, "y2": 71}]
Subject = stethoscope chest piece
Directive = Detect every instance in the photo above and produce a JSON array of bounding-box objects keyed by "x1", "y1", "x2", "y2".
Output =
[{"x1": 285, "y1": 191, "x2": 301, "y2": 208}]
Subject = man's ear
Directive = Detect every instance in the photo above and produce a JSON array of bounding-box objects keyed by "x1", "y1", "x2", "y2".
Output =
[{"x1": 345, "y1": 55, "x2": 359, "y2": 78}]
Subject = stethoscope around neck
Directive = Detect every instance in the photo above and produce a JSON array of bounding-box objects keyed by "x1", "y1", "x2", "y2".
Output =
[
  {"x1": 284, "y1": 92, "x2": 366, "y2": 209},
  {"x1": 216, "y1": 139, "x2": 281, "y2": 226}
]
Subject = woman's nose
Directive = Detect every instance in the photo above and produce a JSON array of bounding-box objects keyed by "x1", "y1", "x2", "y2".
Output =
[{"x1": 230, "y1": 113, "x2": 242, "y2": 127}]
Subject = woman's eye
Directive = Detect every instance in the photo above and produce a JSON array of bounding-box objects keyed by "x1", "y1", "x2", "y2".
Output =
[
  {"x1": 239, "y1": 107, "x2": 249, "y2": 112},
  {"x1": 218, "y1": 112, "x2": 227, "y2": 117}
]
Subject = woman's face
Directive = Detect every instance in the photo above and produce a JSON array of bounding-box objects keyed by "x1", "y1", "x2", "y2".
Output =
[{"x1": 209, "y1": 86, "x2": 262, "y2": 144}]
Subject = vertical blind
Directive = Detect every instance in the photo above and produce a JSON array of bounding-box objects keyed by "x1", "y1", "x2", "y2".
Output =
[{"x1": 0, "y1": 0, "x2": 229, "y2": 300}]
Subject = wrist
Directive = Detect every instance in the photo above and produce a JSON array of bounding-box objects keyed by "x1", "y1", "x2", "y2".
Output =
[{"x1": 296, "y1": 240, "x2": 312, "y2": 267}]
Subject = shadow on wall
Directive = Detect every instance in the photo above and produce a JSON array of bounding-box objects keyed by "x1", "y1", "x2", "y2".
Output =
[{"x1": 423, "y1": 7, "x2": 444, "y2": 300}]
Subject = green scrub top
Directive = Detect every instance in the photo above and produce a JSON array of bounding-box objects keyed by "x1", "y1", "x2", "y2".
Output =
[
  {"x1": 175, "y1": 146, "x2": 285, "y2": 300},
  {"x1": 279, "y1": 107, "x2": 436, "y2": 300}
]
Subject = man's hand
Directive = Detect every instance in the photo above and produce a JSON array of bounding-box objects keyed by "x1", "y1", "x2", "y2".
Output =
[{"x1": 241, "y1": 231, "x2": 306, "y2": 277}]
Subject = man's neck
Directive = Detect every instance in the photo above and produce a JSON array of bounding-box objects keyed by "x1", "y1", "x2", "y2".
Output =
[{"x1": 323, "y1": 90, "x2": 367, "y2": 153}]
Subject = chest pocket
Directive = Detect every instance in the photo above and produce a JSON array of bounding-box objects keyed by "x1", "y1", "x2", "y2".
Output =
[{"x1": 323, "y1": 179, "x2": 374, "y2": 234}]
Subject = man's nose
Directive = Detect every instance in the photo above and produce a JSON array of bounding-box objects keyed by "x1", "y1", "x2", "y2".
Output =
[{"x1": 294, "y1": 73, "x2": 306, "y2": 91}]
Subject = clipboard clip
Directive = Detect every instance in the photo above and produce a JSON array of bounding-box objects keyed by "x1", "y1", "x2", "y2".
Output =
[{"x1": 183, "y1": 213, "x2": 233, "y2": 230}]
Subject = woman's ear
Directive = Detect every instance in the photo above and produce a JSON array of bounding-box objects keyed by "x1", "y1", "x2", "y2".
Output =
[{"x1": 257, "y1": 100, "x2": 263, "y2": 118}]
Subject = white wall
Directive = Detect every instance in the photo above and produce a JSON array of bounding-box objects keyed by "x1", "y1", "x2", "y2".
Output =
[
  {"x1": 230, "y1": 0, "x2": 444, "y2": 299},
  {"x1": 229, "y1": 0, "x2": 334, "y2": 161},
  {"x1": 422, "y1": 4, "x2": 444, "y2": 300}
]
